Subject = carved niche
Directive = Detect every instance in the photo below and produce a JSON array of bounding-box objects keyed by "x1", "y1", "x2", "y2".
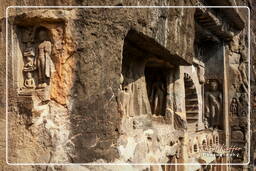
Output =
[
  {"x1": 18, "y1": 26, "x2": 55, "y2": 98},
  {"x1": 146, "y1": 67, "x2": 167, "y2": 116}
]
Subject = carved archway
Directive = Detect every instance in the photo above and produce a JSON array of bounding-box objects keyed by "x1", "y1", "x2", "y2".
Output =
[{"x1": 184, "y1": 73, "x2": 199, "y2": 124}]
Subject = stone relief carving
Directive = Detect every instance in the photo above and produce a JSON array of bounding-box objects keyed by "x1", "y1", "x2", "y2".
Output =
[
  {"x1": 23, "y1": 44, "x2": 36, "y2": 72},
  {"x1": 149, "y1": 77, "x2": 166, "y2": 115},
  {"x1": 238, "y1": 61, "x2": 248, "y2": 93},
  {"x1": 238, "y1": 93, "x2": 248, "y2": 117},
  {"x1": 19, "y1": 26, "x2": 55, "y2": 94},
  {"x1": 118, "y1": 72, "x2": 135, "y2": 117},
  {"x1": 230, "y1": 97, "x2": 238, "y2": 116},
  {"x1": 203, "y1": 118, "x2": 209, "y2": 129},
  {"x1": 37, "y1": 29, "x2": 55, "y2": 88},
  {"x1": 205, "y1": 80, "x2": 223, "y2": 129},
  {"x1": 118, "y1": 85, "x2": 132, "y2": 116},
  {"x1": 24, "y1": 72, "x2": 36, "y2": 89}
]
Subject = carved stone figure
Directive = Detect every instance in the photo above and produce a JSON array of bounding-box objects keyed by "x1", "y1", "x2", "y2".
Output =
[
  {"x1": 239, "y1": 93, "x2": 247, "y2": 105},
  {"x1": 37, "y1": 29, "x2": 55, "y2": 88},
  {"x1": 118, "y1": 72, "x2": 135, "y2": 117},
  {"x1": 203, "y1": 118, "x2": 209, "y2": 129},
  {"x1": 118, "y1": 85, "x2": 132, "y2": 116},
  {"x1": 24, "y1": 72, "x2": 36, "y2": 89},
  {"x1": 205, "y1": 80, "x2": 222, "y2": 129},
  {"x1": 25, "y1": 56, "x2": 34, "y2": 68},
  {"x1": 238, "y1": 61, "x2": 248, "y2": 93},
  {"x1": 230, "y1": 98, "x2": 238, "y2": 116},
  {"x1": 150, "y1": 77, "x2": 165, "y2": 115},
  {"x1": 238, "y1": 93, "x2": 248, "y2": 116},
  {"x1": 22, "y1": 27, "x2": 33, "y2": 43},
  {"x1": 23, "y1": 44, "x2": 36, "y2": 71},
  {"x1": 240, "y1": 111, "x2": 247, "y2": 117}
]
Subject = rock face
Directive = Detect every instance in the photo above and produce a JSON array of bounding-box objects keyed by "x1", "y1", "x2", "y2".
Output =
[{"x1": 0, "y1": 0, "x2": 255, "y2": 171}]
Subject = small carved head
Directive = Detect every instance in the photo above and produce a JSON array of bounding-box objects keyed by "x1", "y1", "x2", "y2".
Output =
[
  {"x1": 26, "y1": 72, "x2": 32, "y2": 79},
  {"x1": 210, "y1": 80, "x2": 218, "y2": 91},
  {"x1": 232, "y1": 98, "x2": 237, "y2": 103},
  {"x1": 38, "y1": 30, "x2": 48, "y2": 42}
]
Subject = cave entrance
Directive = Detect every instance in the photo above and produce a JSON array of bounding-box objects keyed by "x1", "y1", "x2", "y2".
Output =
[{"x1": 121, "y1": 30, "x2": 190, "y2": 117}]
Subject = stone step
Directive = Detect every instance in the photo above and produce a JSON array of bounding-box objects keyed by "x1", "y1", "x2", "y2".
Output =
[
  {"x1": 186, "y1": 116, "x2": 198, "y2": 120},
  {"x1": 185, "y1": 98, "x2": 198, "y2": 102},
  {"x1": 185, "y1": 91, "x2": 197, "y2": 95},
  {"x1": 185, "y1": 99, "x2": 198, "y2": 105},
  {"x1": 185, "y1": 93, "x2": 197, "y2": 98},
  {"x1": 185, "y1": 88, "x2": 196, "y2": 94},
  {"x1": 186, "y1": 110, "x2": 199, "y2": 114},
  {"x1": 187, "y1": 114, "x2": 199, "y2": 119},
  {"x1": 186, "y1": 104, "x2": 198, "y2": 108},
  {"x1": 186, "y1": 107, "x2": 199, "y2": 112}
]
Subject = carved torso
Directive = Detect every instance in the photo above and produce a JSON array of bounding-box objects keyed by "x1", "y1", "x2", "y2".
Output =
[{"x1": 37, "y1": 40, "x2": 54, "y2": 85}]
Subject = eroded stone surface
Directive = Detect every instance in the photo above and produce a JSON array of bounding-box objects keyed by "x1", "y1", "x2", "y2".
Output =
[{"x1": 0, "y1": 0, "x2": 255, "y2": 171}]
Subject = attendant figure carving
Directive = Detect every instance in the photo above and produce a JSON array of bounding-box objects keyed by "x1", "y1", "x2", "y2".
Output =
[
  {"x1": 24, "y1": 72, "x2": 36, "y2": 89},
  {"x1": 23, "y1": 43, "x2": 36, "y2": 72},
  {"x1": 230, "y1": 98, "x2": 238, "y2": 116}
]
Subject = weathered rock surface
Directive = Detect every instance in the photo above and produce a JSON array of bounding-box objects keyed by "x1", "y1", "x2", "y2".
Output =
[{"x1": 0, "y1": 0, "x2": 255, "y2": 171}]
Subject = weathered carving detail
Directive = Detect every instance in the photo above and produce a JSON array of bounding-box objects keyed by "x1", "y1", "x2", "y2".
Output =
[
  {"x1": 149, "y1": 77, "x2": 166, "y2": 115},
  {"x1": 231, "y1": 124, "x2": 246, "y2": 145},
  {"x1": 118, "y1": 84, "x2": 132, "y2": 116},
  {"x1": 203, "y1": 118, "x2": 209, "y2": 129},
  {"x1": 24, "y1": 72, "x2": 36, "y2": 89},
  {"x1": 230, "y1": 97, "x2": 238, "y2": 116},
  {"x1": 37, "y1": 29, "x2": 55, "y2": 88},
  {"x1": 7, "y1": 6, "x2": 251, "y2": 166},
  {"x1": 238, "y1": 93, "x2": 248, "y2": 117},
  {"x1": 197, "y1": 65, "x2": 205, "y2": 84},
  {"x1": 238, "y1": 52, "x2": 248, "y2": 93},
  {"x1": 205, "y1": 80, "x2": 222, "y2": 129},
  {"x1": 23, "y1": 44, "x2": 36, "y2": 72},
  {"x1": 19, "y1": 27, "x2": 55, "y2": 94},
  {"x1": 118, "y1": 72, "x2": 135, "y2": 117}
]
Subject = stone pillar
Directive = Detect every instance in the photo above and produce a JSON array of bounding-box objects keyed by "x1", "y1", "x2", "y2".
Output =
[
  {"x1": 165, "y1": 68, "x2": 175, "y2": 126},
  {"x1": 173, "y1": 66, "x2": 186, "y2": 129},
  {"x1": 223, "y1": 44, "x2": 230, "y2": 158}
]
